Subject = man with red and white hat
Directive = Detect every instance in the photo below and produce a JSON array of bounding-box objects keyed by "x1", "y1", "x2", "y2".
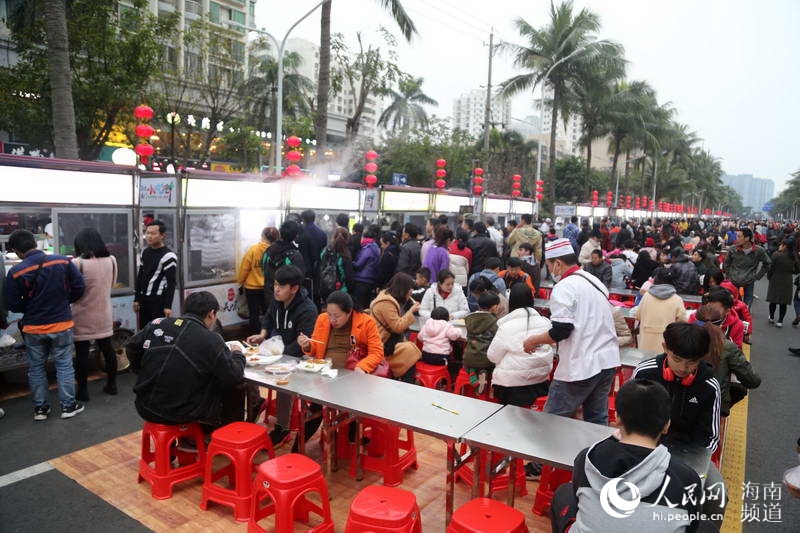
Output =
[{"x1": 523, "y1": 238, "x2": 620, "y2": 424}]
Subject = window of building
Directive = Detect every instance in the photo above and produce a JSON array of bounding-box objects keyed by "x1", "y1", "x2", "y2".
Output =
[
  {"x1": 249, "y1": 1, "x2": 255, "y2": 21},
  {"x1": 209, "y1": 1, "x2": 220, "y2": 23},
  {"x1": 231, "y1": 9, "x2": 245, "y2": 25},
  {"x1": 231, "y1": 41, "x2": 245, "y2": 63}
]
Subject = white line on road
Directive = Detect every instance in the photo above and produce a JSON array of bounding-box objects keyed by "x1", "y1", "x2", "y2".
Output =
[{"x1": 0, "y1": 461, "x2": 55, "y2": 489}]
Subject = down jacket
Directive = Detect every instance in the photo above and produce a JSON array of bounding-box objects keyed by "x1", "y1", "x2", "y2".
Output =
[
  {"x1": 486, "y1": 307, "x2": 554, "y2": 387},
  {"x1": 448, "y1": 253, "x2": 470, "y2": 287}
]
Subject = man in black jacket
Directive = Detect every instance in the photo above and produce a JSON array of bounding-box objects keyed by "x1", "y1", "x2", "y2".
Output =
[
  {"x1": 126, "y1": 291, "x2": 245, "y2": 429},
  {"x1": 262, "y1": 220, "x2": 306, "y2": 302},
  {"x1": 467, "y1": 221, "x2": 500, "y2": 276},
  {"x1": 397, "y1": 223, "x2": 422, "y2": 276},
  {"x1": 668, "y1": 248, "x2": 700, "y2": 294},
  {"x1": 298, "y1": 210, "x2": 327, "y2": 297},
  {"x1": 633, "y1": 322, "x2": 726, "y2": 526},
  {"x1": 348, "y1": 223, "x2": 364, "y2": 262},
  {"x1": 247, "y1": 265, "x2": 317, "y2": 445}
]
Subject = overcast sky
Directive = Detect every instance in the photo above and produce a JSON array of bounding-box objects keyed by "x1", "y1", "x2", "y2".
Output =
[{"x1": 255, "y1": 0, "x2": 800, "y2": 193}]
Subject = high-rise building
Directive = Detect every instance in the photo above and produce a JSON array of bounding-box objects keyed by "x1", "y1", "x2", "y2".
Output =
[
  {"x1": 452, "y1": 88, "x2": 512, "y2": 139},
  {"x1": 537, "y1": 87, "x2": 583, "y2": 156},
  {"x1": 722, "y1": 174, "x2": 775, "y2": 212}
]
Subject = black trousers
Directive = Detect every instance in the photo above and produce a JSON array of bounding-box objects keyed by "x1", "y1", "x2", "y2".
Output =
[
  {"x1": 138, "y1": 298, "x2": 165, "y2": 328},
  {"x1": 74, "y1": 337, "x2": 117, "y2": 400},
  {"x1": 351, "y1": 282, "x2": 374, "y2": 311},
  {"x1": 493, "y1": 381, "x2": 549, "y2": 408},
  {"x1": 245, "y1": 288, "x2": 267, "y2": 335}
]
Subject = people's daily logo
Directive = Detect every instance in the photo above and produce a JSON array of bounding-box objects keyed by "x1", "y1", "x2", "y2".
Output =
[{"x1": 600, "y1": 477, "x2": 642, "y2": 518}]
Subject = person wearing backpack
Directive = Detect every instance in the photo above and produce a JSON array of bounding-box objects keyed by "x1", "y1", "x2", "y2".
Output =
[
  {"x1": 319, "y1": 228, "x2": 355, "y2": 302},
  {"x1": 262, "y1": 220, "x2": 305, "y2": 304}
]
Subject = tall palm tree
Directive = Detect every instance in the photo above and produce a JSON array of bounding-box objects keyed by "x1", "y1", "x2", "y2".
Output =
[
  {"x1": 500, "y1": 1, "x2": 622, "y2": 204},
  {"x1": 314, "y1": 0, "x2": 416, "y2": 151},
  {"x1": 43, "y1": 0, "x2": 78, "y2": 159},
  {"x1": 244, "y1": 50, "x2": 315, "y2": 133},
  {"x1": 378, "y1": 76, "x2": 438, "y2": 132}
]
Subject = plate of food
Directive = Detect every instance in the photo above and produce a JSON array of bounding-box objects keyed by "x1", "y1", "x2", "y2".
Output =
[
  {"x1": 263, "y1": 361, "x2": 298, "y2": 374},
  {"x1": 245, "y1": 354, "x2": 282, "y2": 367},
  {"x1": 297, "y1": 358, "x2": 331, "y2": 372}
]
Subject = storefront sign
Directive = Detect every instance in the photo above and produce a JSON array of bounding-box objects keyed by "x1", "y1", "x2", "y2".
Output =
[
  {"x1": 381, "y1": 191, "x2": 429, "y2": 212},
  {"x1": 184, "y1": 283, "x2": 243, "y2": 326},
  {"x1": 554, "y1": 204, "x2": 577, "y2": 217},
  {"x1": 140, "y1": 176, "x2": 177, "y2": 207},
  {"x1": 363, "y1": 189, "x2": 379, "y2": 212}
]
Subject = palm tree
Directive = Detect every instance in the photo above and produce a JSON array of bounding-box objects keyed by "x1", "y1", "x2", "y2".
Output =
[
  {"x1": 314, "y1": 0, "x2": 416, "y2": 152},
  {"x1": 244, "y1": 50, "x2": 315, "y2": 133},
  {"x1": 43, "y1": 0, "x2": 78, "y2": 158},
  {"x1": 378, "y1": 76, "x2": 438, "y2": 132},
  {"x1": 500, "y1": 1, "x2": 622, "y2": 204}
]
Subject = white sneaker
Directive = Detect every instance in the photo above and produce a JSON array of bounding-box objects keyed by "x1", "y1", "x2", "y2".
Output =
[
  {"x1": 769, "y1": 317, "x2": 775, "y2": 324},
  {"x1": 0, "y1": 407, "x2": 5, "y2": 418},
  {"x1": 777, "y1": 322, "x2": 784, "y2": 328},
  {"x1": 0, "y1": 333, "x2": 15, "y2": 348}
]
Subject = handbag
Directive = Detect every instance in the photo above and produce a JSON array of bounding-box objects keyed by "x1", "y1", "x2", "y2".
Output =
[
  {"x1": 371, "y1": 303, "x2": 422, "y2": 378},
  {"x1": 345, "y1": 342, "x2": 392, "y2": 378}
]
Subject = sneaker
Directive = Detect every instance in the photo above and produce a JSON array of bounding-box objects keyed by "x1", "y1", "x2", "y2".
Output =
[
  {"x1": 777, "y1": 322, "x2": 784, "y2": 328},
  {"x1": 0, "y1": 407, "x2": 4, "y2": 418},
  {"x1": 793, "y1": 318, "x2": 800, "y2": 327},
  {"x1": 60, "y1": 403, "x2": 84, "y2": 419},
  {"x1": 34, "y1": 405, "x2": 51, "y2": 421},
  {"x1": 769, "y1": 317, "x2": 775, "y2": 324},
  {"x1": 524, "y1": 462, "x2": 542, "y2": 480},
  {"x1": 102, "y1": 383, "x2": 118, "y2": 395}
]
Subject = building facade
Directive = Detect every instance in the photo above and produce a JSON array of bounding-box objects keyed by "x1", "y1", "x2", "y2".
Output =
[
  {"x1": 722, "y1": 174, "x2": 775, "y2": 212},
  {"x1": 452, "y1": 88, "x2": 512, "y2": 139}
]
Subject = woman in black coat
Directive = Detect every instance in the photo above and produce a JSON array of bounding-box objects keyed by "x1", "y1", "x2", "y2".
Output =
[
  {"x1": 631, "y1": 250, "x2": 659, "y2": 288},
  {"x1": 375, "y1": 231, "x2": 401, "y2": 289}
]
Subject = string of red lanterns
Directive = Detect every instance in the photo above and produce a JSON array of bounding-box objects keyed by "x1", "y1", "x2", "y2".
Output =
[
  {"x1": 473, "y1": 167, "x2": 484, "y2": 195},
  {"x1": 535, "y1": 179, "x2": 544, "y2": 201},
  {"x1": 511, "y1": 174, "x2": 521, "y2": 197},
  {"x1": 364, "y1": 150, "x2": 378, "y2": 188},
  {"x1": 133, "y1": 104, "x2": 155, "y2": 166},
  {"x1": 606, "y1": 190, "x2": 613, "y2": 207},
  {"x1": 591, "y1": 190, "x2": 598, "y2": 207},
  {"x1": 435, "y1": 158, "x2": 447, "y2": 189},
  {"x1": 284, "y1": 136, "x2": 303, "y2": 177}
]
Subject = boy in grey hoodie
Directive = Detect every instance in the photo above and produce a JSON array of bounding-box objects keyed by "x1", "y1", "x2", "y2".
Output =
[{"x1": 551, "y1": 379, "x2": 713, "y2": 533}]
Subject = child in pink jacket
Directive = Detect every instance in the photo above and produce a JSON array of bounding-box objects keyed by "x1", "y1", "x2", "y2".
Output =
[{"x1": 418, "y1": 307, "x2": 464, "y2": 378}]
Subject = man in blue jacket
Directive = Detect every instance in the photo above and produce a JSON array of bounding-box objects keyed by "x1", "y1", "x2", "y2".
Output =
[{"x1": 4, "y1": 230, "x2": 85, "y2": 420}]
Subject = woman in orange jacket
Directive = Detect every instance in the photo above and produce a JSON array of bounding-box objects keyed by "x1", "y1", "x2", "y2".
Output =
[{"x1": 298, "y1": 291, "x2": 385, "y2": 373}]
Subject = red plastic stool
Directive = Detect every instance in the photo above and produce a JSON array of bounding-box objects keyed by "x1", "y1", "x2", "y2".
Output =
[
  {"x1": 138, "y1": 422, "x2": 206, "y2": 500},
  {"x1": 453, "y1": 368, "x2": 492, "y2": 401},
  {"x1": 345, "y1": 485, "x2": 422, "y2": 532},
  {"x1": 447, "y1": 497, "x2": 529, "y2": 532},
  {"x1": 533, "y1": 396, "x2": 547, "y2": 411},
  {"x1": 249, "y1": 453, "x2": 334, "y2": 533},
  {"x1": 415, "y1": 361, "x2": 452, "y2": 391},
  {"x1": 532, "y1": 465, "x2": 572, "y2": 516},
  {"x1": 349, "y1": 418, "x2": 417, "y2": 487},
  {"x1": 200, "y1": 422, "x2": 275, "y2": 522},
  {"x1": 454, "y1": 444, "x2": 527, "y2": 497}
]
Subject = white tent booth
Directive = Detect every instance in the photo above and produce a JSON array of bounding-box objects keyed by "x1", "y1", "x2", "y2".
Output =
[
  {"x1": 378, "y1": 186, "x2": 433, "y2": 233},
  {"x1": 483, "y1": 196, "x2": 513, "y2": 228}
]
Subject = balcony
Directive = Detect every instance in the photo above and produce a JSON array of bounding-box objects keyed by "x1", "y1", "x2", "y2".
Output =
[{"x1": 185, "y1": 0, "x2": 202, "y2": 16}]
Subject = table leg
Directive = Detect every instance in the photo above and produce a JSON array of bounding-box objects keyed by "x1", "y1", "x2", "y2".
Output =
[
  {"x1": 321, "y1": 407, "x2": 332, "y2": 478},
  {"x1": 485, "y1": 450, "x2": 494, "y2": 499},
  {"x1": 355, "y1": 418, "x2": 364, "y2": 481},
  {"x1": 471, "y1": 446, "x2": 481, "y2": 499},
  {"x1": 296, "y1": 396, "x2": 306, "y2": 455},
  {"x1": 507, "y1": 456, "x2": 517, "y2": 507},
  {"x1": 446, "y1": 440, "x2": 456, "y2": 525}
]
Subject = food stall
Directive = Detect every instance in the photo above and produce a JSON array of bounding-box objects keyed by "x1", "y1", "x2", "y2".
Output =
[
  {"x1": 434, "y1": 192, "x2": 473, "y2": 232},
  {"x1": 378, "y1": 185, "x2": 433, "y2": 233},
  {"x1": 288, "y1": 181, "x2": 363, "y2": 236},
  {"x1": 0, "y1": 155, "x2": 137, "y2": 372},
  {"x1": 484, "y1": 196, "x2": 513, "y2": 227}
]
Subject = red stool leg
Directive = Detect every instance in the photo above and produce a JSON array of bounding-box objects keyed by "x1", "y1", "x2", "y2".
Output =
[{"x1": 532, "y1": 465, "x2": 572, "y2": 516}]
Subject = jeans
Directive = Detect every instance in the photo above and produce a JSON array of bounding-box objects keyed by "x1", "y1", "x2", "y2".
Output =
[
  {"x1": 741, "y1": 282, "x2": 754, "y2": 308},
  {"x1": 794, "y1": 295, "x2": 800, "y2": 318},
  {"x1": 24, "y1": 329, "x2": 77, "y2": 408},
  {"x1": 544, "y1": 367, "x2": 616, "y2": 425}
]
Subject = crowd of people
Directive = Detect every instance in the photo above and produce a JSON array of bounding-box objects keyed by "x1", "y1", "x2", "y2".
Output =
[{"x1": 1, "y1": 209, "x2": 785, "y2": 531}]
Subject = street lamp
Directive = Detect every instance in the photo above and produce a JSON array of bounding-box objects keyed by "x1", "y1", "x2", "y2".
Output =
[{"x1": 240, "y1": 0, "x2": 330, "y2": 174}]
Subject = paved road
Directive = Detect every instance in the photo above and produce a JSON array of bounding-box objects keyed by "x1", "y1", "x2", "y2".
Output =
[{"x1": 745, "y1": 279, "x2": 800, "y2": 533}]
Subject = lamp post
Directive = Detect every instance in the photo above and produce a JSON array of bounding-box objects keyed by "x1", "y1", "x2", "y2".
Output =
[{"x1": 242, "y1": 0, "x2": 330, "y2": 174}]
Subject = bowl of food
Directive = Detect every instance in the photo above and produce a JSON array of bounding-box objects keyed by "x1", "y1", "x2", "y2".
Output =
[{"x1": 245, "y1": 354, "x2": 282, "y2": 367}]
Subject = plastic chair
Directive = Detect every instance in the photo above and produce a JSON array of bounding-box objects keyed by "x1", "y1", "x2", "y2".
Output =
[
  {"x1": 137, "y1": 422, "x2": 206, "y2": 500},
  {"x1": 349, "y1": 418, "x2": 418, "y2": 487},
  {"x1": 249, "y1": 453, "x2": 334, "y2": 533},
  {"x1": 200, "y1": 422, "x2": 274, "y2": 521},
  {"x1": 454, "y1": 444, "x2": 527, "y2": 498},
  {"x1": 532, "y1": 465, "x2": 572, "y2": 516},
  {"x1": 415, "y1": 361, "x2": 452, "y2": 391},
  {"x1": 345, "y1": 485, "x2": 422, "y2": 532},
  {"x1": 447, "y1": 497, "x2": 529, "y2": 532}
]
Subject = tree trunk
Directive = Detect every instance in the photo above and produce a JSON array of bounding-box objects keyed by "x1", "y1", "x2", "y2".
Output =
[
  {"x1": 611, "y1": 137, "x2": 622, "y2": 203},
  {"x1": 547, "y1": 89, "x2": 559, "y2": 205},
  {"x1": 44, "y1": 0, "x2": 78, "y2": 159},
  {"x1": 585, "y1": 133, "x2": 593, "y2": 198},
  {"x1": 313, "y1": 0, "x2": 332, "y2": 152}
]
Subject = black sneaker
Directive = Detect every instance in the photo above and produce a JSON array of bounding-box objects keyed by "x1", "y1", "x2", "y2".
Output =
[
  {"x1": 34, "y1": 405, "x2": 51, "y2": 421},
  {"x1": 60, "y1": 403, "x2": 85, "y2": 419},
  {"x1": 524, "y1": 462, "x2": 542, "y2": 480}
]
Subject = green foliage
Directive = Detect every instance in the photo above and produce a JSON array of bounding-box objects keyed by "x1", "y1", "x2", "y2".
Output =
[
  {"x1": 0, "y1": 0, "x2": 178, "y2": 159},
  {"x1": 555, "y1": 156, "x2": 611, "y2": 202},
  {"x1": 378, "y1": 76, "x2": 438, "y2": 132},
  {"x1": 215, "y1": 119, "x2": 268, "y2": 172}
]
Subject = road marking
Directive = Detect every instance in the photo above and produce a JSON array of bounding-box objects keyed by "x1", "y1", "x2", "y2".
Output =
[
  {"x1": 720, "y1": 344, "x2": 750, "y2": 533},
  {"x1": 0, "y1": 461, "x2": 55, "y2": 489}
]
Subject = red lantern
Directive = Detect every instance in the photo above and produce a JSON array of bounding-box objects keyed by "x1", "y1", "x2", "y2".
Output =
[
  {"x1": 512, "y1": 190, "x2": 521, "y2": 197},
  {"x1": 473, "y1": 185, "x2": 483, "y2": 195},
  {"x1": 511, "y1": 182, "x2": 521, "y2": 189},
  {"x1": 592, "y1": 190, "x2": 598, "y2": 196},
  {"x1": 536, "y1": 193, "x2": 544, "y2": 200},
  {"x1": 512, "y1": 174, "x2": 522, "y2": 181},
  {"x1": 536, "y1": 187, "x2": 544, "y2": 193},
  {"x1": 134, "y1": 105, "x2": 154, "y2": 120},
  {"x1": 536, "y1": 180, "x2": 544, "y2": 186},
  {"x1": 435, "y1": 179, "x2": 446, "y2": 189},
  {"x1": 591, "y1": 200, "x2": 598, "y2": 206},
  {"x1": 286, "y1": 150, "x2": 303, "y2": 162},
  {"x1": 365, "y1": 162, "x2": 378, "y2": 173},
  {"x1": 365, "y1": 150, "x2": 379, "y2": 161},
  {"x1": 474, "y1": 176, "x2": 484, "y2": 185},
  {"x1": 135, "y1": 143, "x2": 154, "y2": 157},
  {"x1": 364, "y1": 174, "x2": 378, "y2": 187},
  {"x1": 286, "y1": 136, "x2": 302, "y2": 148},
  {"x1": 285, "y1": 164, "x2": 302, "y2": 177},
  {"x1": 435, "y1": 169, "x2": 447, "y2": 178},
  {"x1": 474, "y1": 167, "x2": 484, "y2": 176},
  {"x1": 436, "y1": 159, "x2": 447, "y2": 168},
  {"x1": 135, "y1": 124, "x2": 155, "y2": 138}
]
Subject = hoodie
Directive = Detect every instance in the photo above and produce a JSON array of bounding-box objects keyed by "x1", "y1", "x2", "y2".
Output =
[
  {"x1": 463, "y1": 311, "x2": 498, "y2": 369},
  {"x1": 719, "y1": 280, "x2": 752, "y2": 332},
  {"x1": 634, "y1": 284, "x2": 686, "y2": 353},
  {"x1": 353, "y1": 241, "x2": 381, "y2": 284},
  {"x1": 260, "y1": 287, "x2": 318, "y2": 357},
  {"x1": 262, "y1": 240, "x2": 306, "y2": 294},
  {"x1": 418, "y1": 318, "x2": 463, "y2": 355},
  {"x1": 570, "y1": 437, "x2": 703, "y2": 533}
]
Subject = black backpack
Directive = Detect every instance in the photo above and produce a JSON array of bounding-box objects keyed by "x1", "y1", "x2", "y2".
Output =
[{"x1": 319, "y1": 248, "x2": 343, "y2": 298}]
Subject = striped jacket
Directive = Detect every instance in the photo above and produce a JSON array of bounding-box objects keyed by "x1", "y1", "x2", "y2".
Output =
[
  {"x1": 633, "y1": 353, "x2": 722, "y2": 452},
  {"x1": 4, "y1": 249, "x2": 85, "y2": 334},
  {"x1": 135, "y1": 246, "x2": 177, "y2": 308}
]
